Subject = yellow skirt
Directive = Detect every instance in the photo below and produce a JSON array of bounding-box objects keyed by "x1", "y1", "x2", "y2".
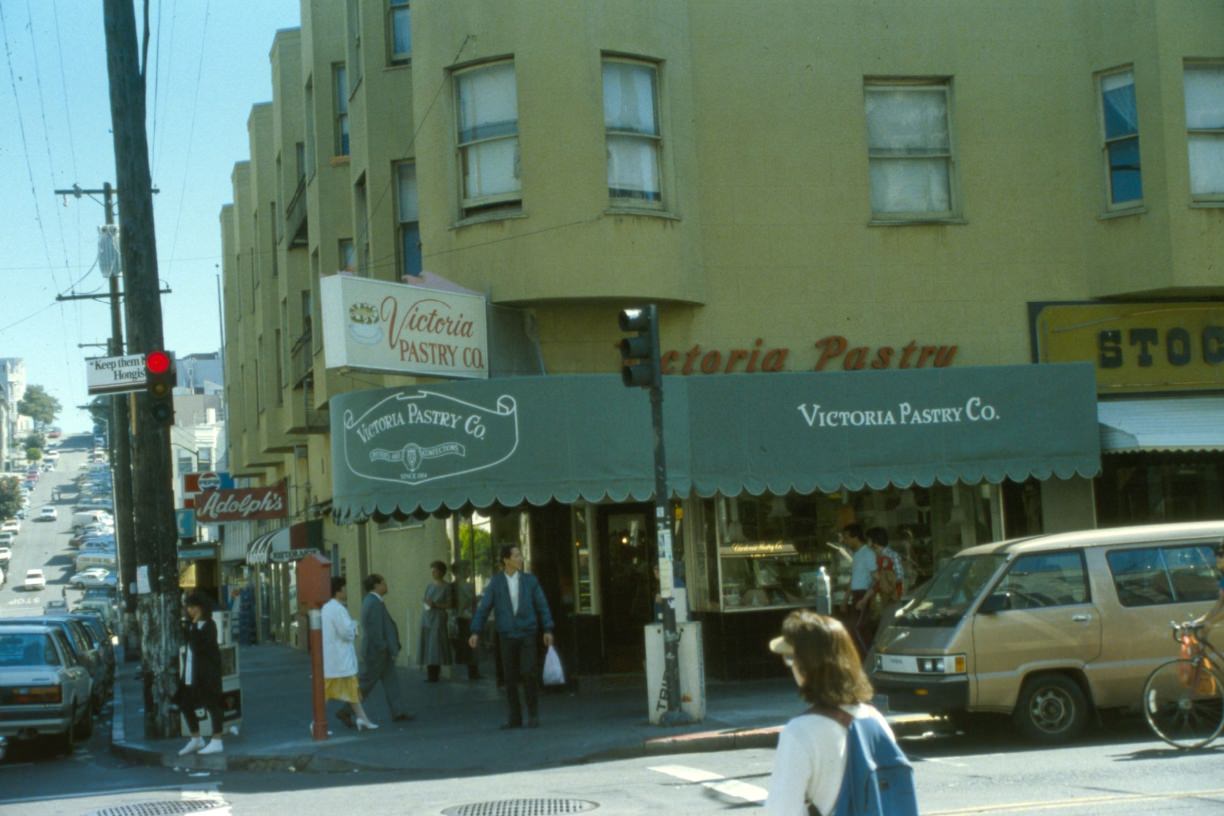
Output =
[{"x1": 324, "y1": 676, "x2": 360, "y2": 703}]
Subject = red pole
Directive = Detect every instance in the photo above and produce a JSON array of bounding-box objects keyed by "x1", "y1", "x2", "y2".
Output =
[{"x1": 309, "y1": 609, "x2": 328, "y2": 740}]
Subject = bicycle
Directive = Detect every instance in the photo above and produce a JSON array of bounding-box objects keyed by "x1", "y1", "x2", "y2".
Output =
[{"x1": 1141, "y1": 621, "x2": 1224, "y2": 750}]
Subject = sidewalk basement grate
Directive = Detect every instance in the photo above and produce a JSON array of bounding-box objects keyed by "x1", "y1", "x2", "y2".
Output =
[
  {"x1": 85, "y1": 800, "x2": 229, "y2": 816},
  {"x1": 441, "y1": 800, "x2": 598, "y2": 816}
]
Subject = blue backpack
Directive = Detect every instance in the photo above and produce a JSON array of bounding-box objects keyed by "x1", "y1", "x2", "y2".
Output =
[{"x1": 810, "y1": 708, "x2": 920, "y2": 816}]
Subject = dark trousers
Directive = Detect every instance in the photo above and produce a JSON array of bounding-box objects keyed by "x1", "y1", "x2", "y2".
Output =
[
  {"x1": 498, "y1": 635, "x2": 539, "y2": 725},
  {"x1": 848, "y1": 589, "x2": 874, "y2": 659},
  {"x1": 183, "y1": 688, "x2": 223, "y2": 737}
]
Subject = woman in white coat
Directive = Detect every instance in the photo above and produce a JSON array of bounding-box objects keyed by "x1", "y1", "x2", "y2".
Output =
[{"x1": 322, "y1": 576, "x2": 378, "y2": 730}]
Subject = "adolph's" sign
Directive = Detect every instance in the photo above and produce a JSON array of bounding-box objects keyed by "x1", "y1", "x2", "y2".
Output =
[{"x1": 195, "y1": 484, "x2": 288, "y2": 522}]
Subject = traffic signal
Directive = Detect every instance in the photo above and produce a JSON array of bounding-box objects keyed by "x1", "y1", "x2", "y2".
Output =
[
  {"x1": 617, "y1": 305, "x2": 660, "y2": 389},
  {"x1": 145, "y1": 350, "x2": 175, "y2": 424}
]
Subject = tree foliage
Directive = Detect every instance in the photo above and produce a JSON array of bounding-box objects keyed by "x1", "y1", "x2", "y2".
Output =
[
  {"x1": 18, "y1": 385, "x2": 61, "y2": 428},
  {"x1": 0, "y1": 477, "x2": 23, "y2": 520},
  {"x1": 25, "y1": 447, "x2": 42, "y2": 462},
  {"x1": 459, "y1": 522, "x2": 495, "y2": 575},
  {"x1": 23, "y1": 432, "x2": 45, "y2": 450}
]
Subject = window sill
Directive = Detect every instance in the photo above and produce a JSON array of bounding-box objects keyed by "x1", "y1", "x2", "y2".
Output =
[
  {"x1": 329, "y1": 156, "x2": 351, "y2": 167},
  {"x1": 867, "y1": 216, "x2": 966, "y2": 227},
  {"x1": 1189, "y1": 199, "x2": 1224, "y2": 209},
  {"x1": 386, "y1": 58, "x2": 411, "y2": 70},
  {"x1": 604, "y1": 206, "x2": 680, "y2": 221},
  {"x1": 451, "y1": 209, "x2": 528, "y2": 230},
  {"x1": 1097, "y1": 205, "x2": 1146, "y2": 221}
]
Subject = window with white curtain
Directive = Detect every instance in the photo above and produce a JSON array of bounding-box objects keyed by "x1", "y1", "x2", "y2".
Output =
[
  {"x1": 603, "y1": 59, "x2": 662, "y2": 205},
  {"x1": 1100, "y1": 68, "x2": 1142, "y2": 207},
  {"x1": 388, "y1": 0, "x2": 411, "y2": 65},
  {"x1": 865, "y1": 81, "x2": 954, "y2": 219},
  {"x1": 396, "y1": 162, "x2": 422, "y2": 277},
  {"x1": 455, "y1": 61, "x2": 520, "y2": 216},
  {"x1": 1184, "y1": 63, "x2": 1224, "y2": 199}
]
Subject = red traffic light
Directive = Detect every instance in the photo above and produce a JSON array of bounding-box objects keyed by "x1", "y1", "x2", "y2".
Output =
[{"x1": 145, "y1": 350, "x2": 172, "y2": 374}]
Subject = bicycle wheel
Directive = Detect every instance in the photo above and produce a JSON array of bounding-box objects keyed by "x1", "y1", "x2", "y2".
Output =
[{"x1": 1142, "y1": 659, "x2": 1224, "y2": 749}]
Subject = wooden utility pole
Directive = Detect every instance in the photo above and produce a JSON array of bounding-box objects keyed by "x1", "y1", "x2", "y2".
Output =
[
  {"x1": 103, "y1": 0, "x2": 182, "y2": 738},
  {"x1": 53, "y1": 184, "x2": 139, "y2": 638}
]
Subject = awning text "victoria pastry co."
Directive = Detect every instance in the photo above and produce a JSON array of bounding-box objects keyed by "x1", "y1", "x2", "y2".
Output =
[{"x1": 797, "y1": 397, "x2": 1000, "y2": 428}]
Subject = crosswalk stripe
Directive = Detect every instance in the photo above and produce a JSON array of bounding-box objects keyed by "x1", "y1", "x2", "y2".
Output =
[{"x1": 649, "y1": 764, "x2": 770, "y2": 804}]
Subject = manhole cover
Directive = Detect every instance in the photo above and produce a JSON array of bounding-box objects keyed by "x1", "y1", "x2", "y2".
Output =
[
  {"x1": 441, "y1": 800, "x2": 598, "y2": 816},
  {"x1": 85, "y1": 801, "x2": 228, "y2": 816}
]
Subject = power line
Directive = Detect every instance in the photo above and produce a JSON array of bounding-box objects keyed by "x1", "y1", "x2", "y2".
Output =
[
  {"x1": 23, "y1": 0, "x2": 78, "y2": 373},
  {"x1": 166, "y1": 0, "x2": 210, "y2": 282},
  {"x1": 150, "y1": 0, "x2": 164, "y2": 174}
]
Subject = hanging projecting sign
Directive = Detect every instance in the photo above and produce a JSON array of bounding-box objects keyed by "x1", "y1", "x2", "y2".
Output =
[
  {"x1": 85, "y1": 354, "x2": 148, "y2": 396},
  {"x1": 195, "y1": 484, "x2": 288, "y2": 523},
  {"x1": 320, "y1": 275, "x2": 489, "y2": 379}
]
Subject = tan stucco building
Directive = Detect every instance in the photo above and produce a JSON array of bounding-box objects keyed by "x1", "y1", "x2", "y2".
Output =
[{"x1": 219, "y1": 1, "x2": 1224, "y2": 677}]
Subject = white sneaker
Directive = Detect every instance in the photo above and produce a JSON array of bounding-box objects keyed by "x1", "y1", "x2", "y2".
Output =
[
  {"x1": 198, "y1": 739, "x2": 223, "y2": 755},
  {"x1": 178, "y1": 737, "x2": 205, "y2": 756}
]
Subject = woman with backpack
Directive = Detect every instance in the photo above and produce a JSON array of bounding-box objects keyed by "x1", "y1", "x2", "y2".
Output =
[{"x1": 765, "y1": 610, "x2": 919, "y2": 816}]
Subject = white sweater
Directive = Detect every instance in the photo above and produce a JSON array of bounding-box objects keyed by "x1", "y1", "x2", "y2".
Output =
[{"x1": 765, "y1": 703, "x2": 893, "y2": 816}]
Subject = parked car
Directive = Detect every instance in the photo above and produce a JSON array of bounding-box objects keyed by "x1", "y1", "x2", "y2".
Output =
[
  {"x1": 0, "y1": 532, "x2": 14, "y2": 547},
  {"x1": 24, "y1": 569, "x2": 46, "y2": 591},
  {"x1": 37, "y1": 506, "x2": 58, "y2": 522},
  {"x1": 0, "y1": 624, "x2": 93, "y2": 756},
  {"x1": 0, "y1": 616, "x2": 107, "y2": 714},
  {"x1": 0, "y1": 546, "x2": 10, "y2": 565},
  {"x1": 869, "y1": 521, "x2": 1224, "y2": 744},
  {"x1": 1, "y1": 519, "x2": 20, "y2": 535},
  {"x1": 68, "y1": 568, "x2": 116, "y2": 589}
]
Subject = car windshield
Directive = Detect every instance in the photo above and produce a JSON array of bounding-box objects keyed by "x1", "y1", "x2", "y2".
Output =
[
  {"x1": 896, "y1": 553, "x2": 1009, "y2": 627},
  {"x1": 0, "y1": 633, "x2": 57, "y2": 666}
]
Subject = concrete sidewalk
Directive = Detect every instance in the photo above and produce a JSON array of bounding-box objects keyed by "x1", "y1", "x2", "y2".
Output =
[{"x1": 110, "y1": 643, "x2": 940, "y2": 776}]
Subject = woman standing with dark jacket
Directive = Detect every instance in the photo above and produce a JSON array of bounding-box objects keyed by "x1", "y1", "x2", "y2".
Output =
[{"x1": 178, "y1": 592, "x2": 225, "y2": 756}]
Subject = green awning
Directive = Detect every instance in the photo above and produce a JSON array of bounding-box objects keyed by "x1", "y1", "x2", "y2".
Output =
[{"x1": 329, "y1": 363, "x2": 1100, "y2": 522}]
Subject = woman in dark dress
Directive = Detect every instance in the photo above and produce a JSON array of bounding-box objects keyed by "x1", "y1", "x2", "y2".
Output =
[{"x1": 178, "y1": 592, "x2": 225, "y2": 756}]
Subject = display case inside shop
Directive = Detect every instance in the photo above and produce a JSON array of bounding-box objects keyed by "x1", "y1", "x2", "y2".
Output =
[{"x1": 704, "y1": 484, "x2": 1002, "y2": 613}]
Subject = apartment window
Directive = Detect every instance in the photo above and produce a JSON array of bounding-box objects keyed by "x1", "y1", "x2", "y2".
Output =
[
  {"x1": 455, "y1": 61, "x2": 520, "y2": 216},
  {"x1": 345, "y1": 0, "x2": 363, "y2": 93},
  {"x1": 355, "y1": 175, "x2": 369, "y2": 276},
  {"x1": 269, "y1": 203, "x2": 278, "y2": 276},
  {"x1": 304, "y1": 78, "x2": 317, "y2": 173},
  {"x1": 178, "y1": 455, "x2": 195, "y2": 475},
  {"x1": 1184, "y1": 63, "x2": 1224, "y2": 199},
  {"x1": 339, "y1": 239, "x2": 356, "y2": 273},
  {"x1": 275, "y1": 327, "x2": 284, "y2": 403},
  {"x1": 865, "y1": 81, "x2": 954, "y2": 219},
  {"x1": 295, "y1": 142, "x2": 306, "y2": 183},
  {"x1": 333, "y1": 64, "x2": 350, "y2": 156},
  {"x1": 388, "y1": 0, "x2": 410, "y2": 64},
  {"x1": 396, "y1": 162, "x2": 422, "y2": 277},
  {"x1": 603, "y1": 58, "x2": 662, "y2": 205},
  {"x1": 198, "y1": 448, "x2": 212, "y2": 471},
  {"x1": 1100, "y1": 69, "x2": 1142, "y2": 207}
]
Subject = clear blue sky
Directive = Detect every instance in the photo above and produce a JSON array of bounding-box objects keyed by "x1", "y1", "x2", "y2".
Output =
[{"x1": 0, "y1": 1, "x2": 301, "y2": 432}]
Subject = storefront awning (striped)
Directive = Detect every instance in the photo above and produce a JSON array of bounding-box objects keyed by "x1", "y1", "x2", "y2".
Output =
[
  {"x1": 1099, "y1": 396, "x2": 1224, "y2": 453},
  {"x1": 246, "y1": 528, "x2": 290, "y2": 565},
  {"x1": 329, "y1": 363, "x2": 1101, "y2": 522}
]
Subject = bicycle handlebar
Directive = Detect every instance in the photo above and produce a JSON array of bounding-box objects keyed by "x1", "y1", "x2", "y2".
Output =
[{"x1": 1171, "y1": 620, "x2": 1206, "y2": 642}]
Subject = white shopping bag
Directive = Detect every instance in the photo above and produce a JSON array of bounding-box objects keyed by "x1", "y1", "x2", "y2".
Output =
[{"x1": 542, "y1": 644, "x2": 565, "y2": 686}]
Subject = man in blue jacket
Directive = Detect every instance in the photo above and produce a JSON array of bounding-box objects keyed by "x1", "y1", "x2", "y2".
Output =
[{"x1": 469, "y1": 545, "x2": 555, "y2": 729}]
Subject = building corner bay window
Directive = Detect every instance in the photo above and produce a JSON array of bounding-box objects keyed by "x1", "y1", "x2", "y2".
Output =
[
  {"x1": 603, "y1": 60, "x2": 662, "y2": 204},
  {"x1": 396, "y1": 163, "x2": 422, "y2": 277},
  {"x1": 865, "y1": 83, "x2": 953, "y2": 217},
  {"x1": 1184, "y1": 64, "x2": 1224, "y2": 198},
  {"x1": 1102, "y1": 70, "x2": 1141, "y2": 206},
  {"x1": 456, "y1": 62, "x2": 520, "y2": 214}
]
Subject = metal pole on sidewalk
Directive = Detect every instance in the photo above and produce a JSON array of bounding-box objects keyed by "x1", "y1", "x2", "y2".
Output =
[{"x1": 309, "y1": 609, "x2": 327, "y2": 741}]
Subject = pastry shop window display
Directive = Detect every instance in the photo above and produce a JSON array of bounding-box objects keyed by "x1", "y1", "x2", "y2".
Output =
[{"x1": 715, "y1": 494, "x2": 841, "y2": 612}]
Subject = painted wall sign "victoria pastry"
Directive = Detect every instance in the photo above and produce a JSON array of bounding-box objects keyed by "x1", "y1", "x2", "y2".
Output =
[
  {"x1": 321, "y1": 275, "x2": 489, "y2": 379},
  {"x1": 341, "y1": 390, "x2": 519, "y2": 487}
]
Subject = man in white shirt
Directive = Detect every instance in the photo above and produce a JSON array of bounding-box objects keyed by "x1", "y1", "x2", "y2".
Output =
[{"x1": 841, "y1": 523, "x2": 875, "y2": 657}]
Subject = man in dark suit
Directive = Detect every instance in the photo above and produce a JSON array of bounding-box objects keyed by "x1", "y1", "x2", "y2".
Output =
[
  {"x1": 469, "y1": 545, "x2": 555, "y2": 729},
  {"x1": 340, "y1": 573, "x2": 412, "y2": 727}
]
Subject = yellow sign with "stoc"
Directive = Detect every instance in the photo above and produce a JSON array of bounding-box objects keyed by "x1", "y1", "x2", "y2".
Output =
[{"x1": 1032, "y1": 301, "x2": 1224, "y2": 394}]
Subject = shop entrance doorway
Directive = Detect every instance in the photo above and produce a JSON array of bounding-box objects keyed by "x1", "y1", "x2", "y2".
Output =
[{"x1": 599, "y1": 503, "x2": 655, "y2": 673}]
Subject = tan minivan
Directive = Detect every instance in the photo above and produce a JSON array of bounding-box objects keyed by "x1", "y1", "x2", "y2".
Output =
[{"x1": 869, "y1": 521, "x2": 1223, "y2": 742}]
